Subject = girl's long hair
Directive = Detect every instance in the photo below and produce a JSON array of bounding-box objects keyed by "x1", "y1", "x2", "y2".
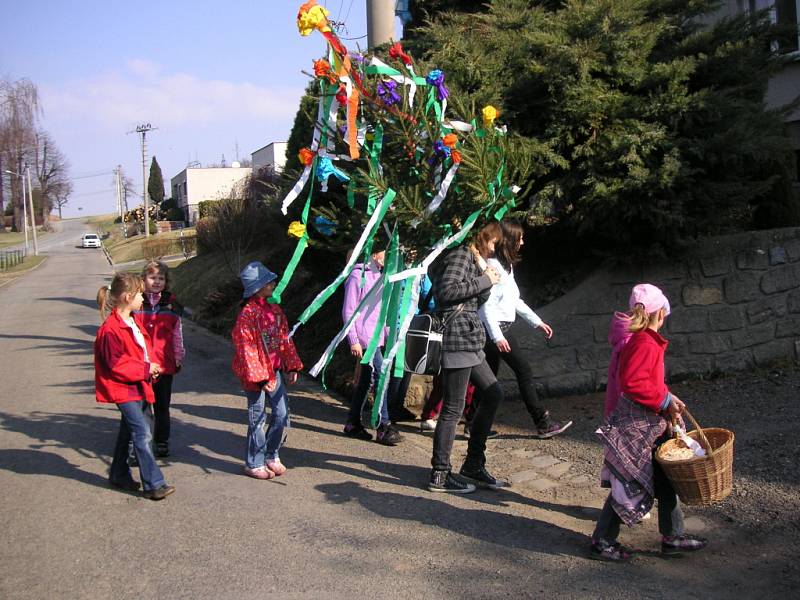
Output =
[
  {"x1": 628, "y1": 305, "x2": 662, "y2": 332},
  {"x1": 474, "y1": 222, "x2": 503, "y2": 259},
  {"x1": 141, "y1": 260, "x2": 171, "y2": 290},
  {"x1": 495, "y1": 220, "x2": 524, "y2": 271},
  {"x1": 97, "y1": 273, "x2": 143, "y2": 319}
]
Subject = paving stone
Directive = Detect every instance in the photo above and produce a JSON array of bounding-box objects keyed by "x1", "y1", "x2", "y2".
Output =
[
  {"x1": 545, "y1": 462, "x2": 572, "y2": 479},
  {"x1": 511, "y1": 469, "x2": 540, "y2": 484},
  {"x1": 529, "y1": 455, "x2": 561, "y2": 469},
  {"x1": 526, "y1": 477, "x2": 560, "y2": 492},
  {"x1": 510, "y1": 449, "x2": 538, "y2": 459},
  {"x1": 569, "y1": 475, "x2": 592, "y2": 485}
]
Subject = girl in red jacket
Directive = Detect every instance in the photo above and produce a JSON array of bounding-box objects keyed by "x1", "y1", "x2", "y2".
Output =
[
  {"x1": 95, "y1": 273, "x2": 174, "y2": 501},
  {"x1": 232, "y1": 261, "x2": 303, "y2": 480},
  {"x1": 134, "y1": 261, "x2": 185, "y2": 458},
  {"x1": 590, "y1": 284, "x2": 706, "y2": 561}
]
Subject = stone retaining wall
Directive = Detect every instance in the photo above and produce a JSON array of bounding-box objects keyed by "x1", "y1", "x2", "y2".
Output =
[{"x1": 508, "y1": 227, "x2": 800, "y2": 397}]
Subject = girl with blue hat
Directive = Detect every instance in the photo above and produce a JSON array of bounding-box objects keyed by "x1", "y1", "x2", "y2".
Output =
[{"x1": 232, "y1": 261, "x2": 303, "y2": 479}]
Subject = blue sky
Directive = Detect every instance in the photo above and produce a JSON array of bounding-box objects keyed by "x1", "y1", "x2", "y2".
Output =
[{"x1": 1, "y1": 1, "x2": 402, "y2": 217}]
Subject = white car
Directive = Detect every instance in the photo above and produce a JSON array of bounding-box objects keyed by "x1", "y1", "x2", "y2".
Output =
[{"x1": 81, "y1": 233, "x2": 102, "y2": 248}]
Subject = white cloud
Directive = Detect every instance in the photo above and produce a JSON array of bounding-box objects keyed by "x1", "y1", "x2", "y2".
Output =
[{"x1": 40, "y1": 59, "x2": 304, "y2": 132}]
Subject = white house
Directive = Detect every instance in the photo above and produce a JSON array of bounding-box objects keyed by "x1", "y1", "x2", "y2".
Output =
[
  {"x1": 171, "y1": 164, "x2": 252, "y2": 224},
  {"x1": 251, "y1": 142, "x2": 288, "y2": 175}
]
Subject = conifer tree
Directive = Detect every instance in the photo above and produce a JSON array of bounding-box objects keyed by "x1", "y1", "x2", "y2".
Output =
[
  {"x1": 416, "y1": 0, "x2": 799, "y2": 251},
  {"x1": 148, "y1": 156, "x2": 165, "y2": 206}
]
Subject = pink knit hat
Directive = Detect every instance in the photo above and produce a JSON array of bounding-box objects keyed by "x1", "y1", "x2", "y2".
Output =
[{"x1": 629, "y1": 283, "x2": 670, "y2": 316}]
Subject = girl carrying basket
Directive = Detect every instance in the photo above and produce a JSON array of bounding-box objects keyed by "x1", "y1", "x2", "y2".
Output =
[{"x1": 590, "y1": 284, "x2": 707, "y2": 562}]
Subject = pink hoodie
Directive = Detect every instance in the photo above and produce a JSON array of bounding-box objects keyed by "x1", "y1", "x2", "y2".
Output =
[
  {"x1": 342, "y1": 261, "x2": 386, "y2": 348},
  {"x1": 605, "y1": 311, "x2": 633, "y2": 417}
]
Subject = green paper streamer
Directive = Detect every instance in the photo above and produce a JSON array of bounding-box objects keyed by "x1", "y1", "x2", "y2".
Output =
[
  {"x1": 269, "y1": 160, "x2": 316, "y2": 304},
  {"x1": 294, "y1": 189, "x2": 396, "y2": 327}
]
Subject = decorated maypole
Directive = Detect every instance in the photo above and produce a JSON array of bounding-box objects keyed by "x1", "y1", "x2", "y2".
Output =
[{"x1": 276, "y1": 0, "x2": 527, "y2": 425}]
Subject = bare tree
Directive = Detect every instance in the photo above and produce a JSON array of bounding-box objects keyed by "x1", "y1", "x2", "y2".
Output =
[
  {"x1": 52, "y1": 189, "x2": 70, "y2": 219},
  {"x1": 121, "y1": 173, "x2": 136, "y2": 214},
  {"x1": 33, "y1": 131, "x2": 71, "y2": 229},
  {"x1": 0, "y1": 78, "x2": 41, "y2": 232}
]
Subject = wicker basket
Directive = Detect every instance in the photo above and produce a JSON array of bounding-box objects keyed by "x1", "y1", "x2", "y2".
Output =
[{"x1": 655, "y1": 408, "x2": 734, "y2": 506}]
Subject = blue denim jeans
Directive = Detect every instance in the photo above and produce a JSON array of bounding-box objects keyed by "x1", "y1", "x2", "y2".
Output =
[
  {"x1": 110, "y1": 400, "x2": 166, "y2": 491},
  {"x1": 245, "y1": 371, "x2": 290, "y2": 468},
  {"x1": 346, "y1": 349, "x2": 389, "y2": 427}
]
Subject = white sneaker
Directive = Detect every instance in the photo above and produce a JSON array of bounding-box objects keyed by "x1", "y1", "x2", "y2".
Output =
[{"x1": 420, "y1": 419, "x2": 437, "y2": 431}]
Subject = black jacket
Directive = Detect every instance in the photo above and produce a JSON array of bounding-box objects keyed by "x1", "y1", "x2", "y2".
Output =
[{"x1": 429, "y1": 245, "x2": 492, "y2": 353}]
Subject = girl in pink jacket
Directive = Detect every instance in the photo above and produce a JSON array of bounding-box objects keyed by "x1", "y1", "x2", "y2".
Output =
[{"x1": 341, "y1": 249, "x2": 403, "y2": 446}]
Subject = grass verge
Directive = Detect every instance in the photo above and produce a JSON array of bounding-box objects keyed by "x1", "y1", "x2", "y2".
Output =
[
  {"x1": 0, "y1": 229, "x2": 48, "y2": 249},
  {"x1": 0, "y1": 254, "x2": 47, "y2": 282},
  {"x1": 89, "y1": 214, "x2": 196, "y2": 265}
]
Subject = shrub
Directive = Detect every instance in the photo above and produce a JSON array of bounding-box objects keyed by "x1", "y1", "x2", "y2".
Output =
[
  {"x1": 143, "y1": 237, "x2": 173, "y2": 260},
  {"x1": 197, "y1": 200, "x2": 216, "y2": 219},
  {"x1": 165, "y1": 207, "x2": 185, "y2": 222},
  {"x1": 195, "y1": 197, "x2": 283, "y2": 275}
]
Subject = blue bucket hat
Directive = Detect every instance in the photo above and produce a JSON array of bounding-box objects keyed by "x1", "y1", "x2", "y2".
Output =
[{"x1": 240, "y1": 261, "x2": 277, "y2": 299}]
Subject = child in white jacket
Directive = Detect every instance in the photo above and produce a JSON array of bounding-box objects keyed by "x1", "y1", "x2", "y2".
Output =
[{"x1": 477, "y1": 220, "x2": 572, "y2": 438}]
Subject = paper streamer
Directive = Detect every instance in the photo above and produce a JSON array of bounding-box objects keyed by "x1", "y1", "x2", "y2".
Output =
[
  {"x1": 366, "y1": 57, "x2": 426, "y2": 108},
  {"x1": 308, "y1": 277, "x2": 383, "y2": 377},
  {"x1": 280, "y1": 83, "x2": 330, "y2": 215},
  {"x1": 418, "y1": 162, "x2": 459, "y2": 222},
  {"x1": 369, "y1": 273, "x2": 421, "y2": 427},
  {"x1": 388, "y1": 208, "x2": 484, "y2": 283},
  {"x1": 289, "y1": 188, "x2": 396, "y2": 337}
]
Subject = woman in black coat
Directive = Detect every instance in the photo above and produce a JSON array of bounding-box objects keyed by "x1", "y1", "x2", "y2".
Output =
[{"x1": 426, "y1": 223, "x2": 506, "y2": 493}]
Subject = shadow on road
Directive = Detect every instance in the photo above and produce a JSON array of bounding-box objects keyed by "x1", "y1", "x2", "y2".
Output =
[
  {"x1": 0, "y1": 448, "x2": 109, "y2": 488},
  {"x1": 39, "y1": 296, "x2": 99, "y2": 310},
  {"x1": 315, "y1": 479, "x2": 589, "y2": 559}
]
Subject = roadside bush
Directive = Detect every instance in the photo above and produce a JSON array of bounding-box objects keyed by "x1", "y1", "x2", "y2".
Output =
[
  {"x1": 196, "y1": 197, "x2": 283, "y2": 276},
  {"x1": 164, "y1": 207, "x2": 184, "y2": 222},
  {"x1": 143, "y1": 237, "x2": 174, "y2": 261},
  {"x1": 197, "y1": 200, "x2": 216, "y2": 219}
]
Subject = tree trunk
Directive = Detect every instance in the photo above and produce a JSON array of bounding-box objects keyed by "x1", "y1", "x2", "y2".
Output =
[{"x1": 0, "y1": 156, "x2": 6, "y2": 233}]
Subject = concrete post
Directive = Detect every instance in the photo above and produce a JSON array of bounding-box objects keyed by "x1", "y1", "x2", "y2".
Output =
[{"x1": 367, "y1": 0, "x2": 395, "y2": 48}]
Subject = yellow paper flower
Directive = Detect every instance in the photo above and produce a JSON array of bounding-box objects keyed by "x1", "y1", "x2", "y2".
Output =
[
  {"x1": 287, "y1": 221, "x2": 307, "y2": 238},
  {"x1": 482, "y1": 105, "x2": 500, "y2": 128},
  {"x1": 297, "y1": 0, "x2": 330, "y2": 36}
]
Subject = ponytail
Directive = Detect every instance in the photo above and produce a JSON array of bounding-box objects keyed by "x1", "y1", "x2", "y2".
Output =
[
  {"x1": 97, "y1": 273, "x2": 143, "y2": 320},
  {"x1": 96, "y1": 285, "x2": 112, "y2": 320},
  {"x1": 628, "y1": 304, "x2": 662, "y2": 332}
]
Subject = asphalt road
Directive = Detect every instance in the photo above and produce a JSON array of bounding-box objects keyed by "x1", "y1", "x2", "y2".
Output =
[{"x1": 0, "y1": 220, "x2": 795, "y2": 599}]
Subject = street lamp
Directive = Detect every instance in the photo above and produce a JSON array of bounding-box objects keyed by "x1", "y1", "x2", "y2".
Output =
[{"x1": 3, "y1": 169, "x2": 30, "y2": 253}]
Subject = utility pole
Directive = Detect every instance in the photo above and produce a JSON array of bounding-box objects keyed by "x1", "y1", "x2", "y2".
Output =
[
  {"x1": 366, "y1": 0, "x2": 395, "y2": 48},
  {"x1": 128, "y1": 123, "x2": 157, "y2": 237},
  {"x1": 25, "y1": 165, "x2": 38, "y2": 256},
  {"x1": 115, "y1": 166, "x2": 122, "y2": 218}
]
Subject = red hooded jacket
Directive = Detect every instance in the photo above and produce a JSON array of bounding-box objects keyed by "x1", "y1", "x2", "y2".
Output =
[
  {"x1": 231, "y1": 297, "x2": 303, "y2": 392},
  {"x1": 133, "y1": 291, "x2": 184, "y2": 375},
  {"x1": 95, "y1": 309, "x2": 156, "y2": 404},
  {"x1": 617, "y1": 328, "x2": 671, "y2": 413}
]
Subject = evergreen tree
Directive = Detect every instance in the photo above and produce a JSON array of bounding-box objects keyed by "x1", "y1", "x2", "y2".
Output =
[
  {"x1": 148, "y1": 156, "x2": 165, "y2": 206},
  {"x1": 417, "y1": 0, "x2": 799, "y2": 252}
]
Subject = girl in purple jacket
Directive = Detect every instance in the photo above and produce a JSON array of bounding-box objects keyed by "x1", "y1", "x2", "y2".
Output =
[{"x1": 341, "y1": 248, "x2": 403, "y2": 446}]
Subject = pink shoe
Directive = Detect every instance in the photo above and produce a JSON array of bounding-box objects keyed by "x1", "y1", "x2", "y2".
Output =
[
  {"x1": 243, "y1": 466, "x2": 275, "y2": 480},
  {"x1": 265, "y1": 459, "x2": 287, "y2": 476}
]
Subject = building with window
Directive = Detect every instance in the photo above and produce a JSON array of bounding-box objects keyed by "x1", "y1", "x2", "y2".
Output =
[
  {"x1": 251, "y1": 142, "x2": 287, "y2": 176},
  {"x1": 170, "y1": 163, "x2": 252, "y2": 224}
]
